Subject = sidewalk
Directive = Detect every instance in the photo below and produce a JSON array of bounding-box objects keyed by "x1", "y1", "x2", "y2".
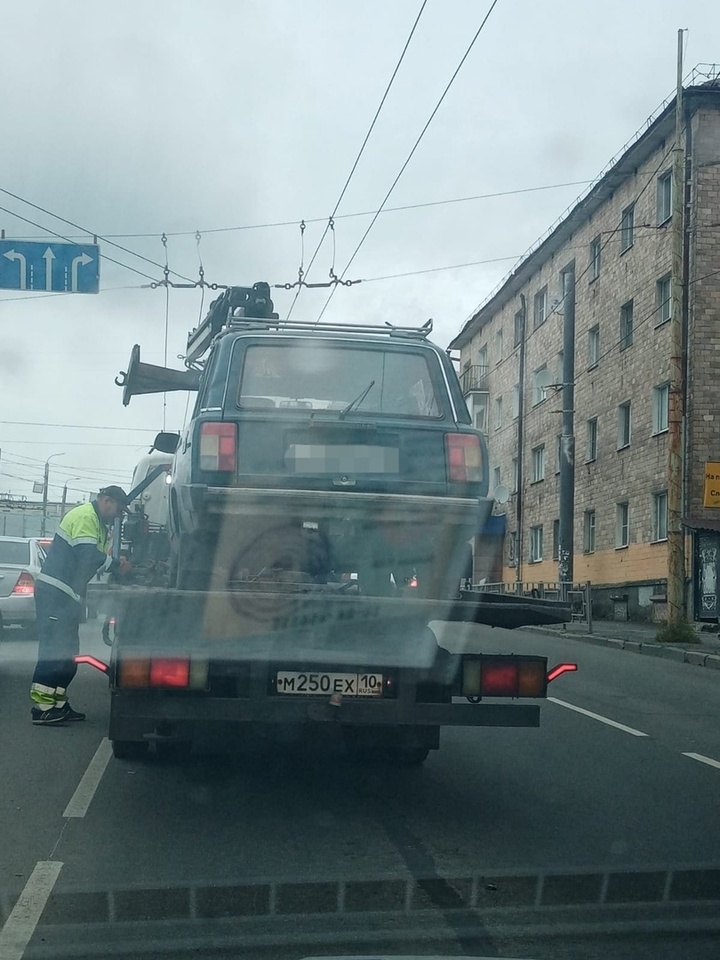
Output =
[{"x1": 527, "y1": 618, "x2": 720, "y2": 671}]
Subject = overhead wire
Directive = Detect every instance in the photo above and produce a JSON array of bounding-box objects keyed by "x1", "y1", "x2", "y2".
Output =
[
  {"x1": 316, "y1": 0, "x2": 502, "y2": 324},
  {"x1": 286, "y1": 0, "x2": 430, "y2": 319}
]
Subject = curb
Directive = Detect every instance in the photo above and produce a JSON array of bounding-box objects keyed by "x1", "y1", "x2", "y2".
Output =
[{"x1": 527, "y1": 626, "x2": 720, "y2": 671}]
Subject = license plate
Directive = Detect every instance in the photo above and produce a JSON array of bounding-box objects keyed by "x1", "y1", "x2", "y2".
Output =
[{"x1": 275, "y1": 671, "x2": 383, "y2": 697}]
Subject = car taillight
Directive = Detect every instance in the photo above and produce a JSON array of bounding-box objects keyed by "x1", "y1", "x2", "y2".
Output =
[
  {"x1": 149, "y1": 658, "x2": 190, "y2": 688},
  {"x1": 446, "y1": 433, "x2": 483, "y2": 482},
  {"x1": 12, "y1": 573, "x2": 35, "y2": 596},
  {"x1": 117, "y1": 656, "x2": 205, "y2": 689},
  {"x1": 199, "y1": 422, "x2": 236, "y2": 472},
  {"x1": 461, "y1": 656, "x2": 548, "y2": 698}
]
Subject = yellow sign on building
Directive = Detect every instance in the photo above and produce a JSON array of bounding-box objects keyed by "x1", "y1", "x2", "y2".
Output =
[{"x1": 703, "y1": 462, "x2": 720, "y2": 508}]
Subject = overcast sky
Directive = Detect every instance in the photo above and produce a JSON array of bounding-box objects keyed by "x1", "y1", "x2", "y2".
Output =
[{"x1": 0, "y1": 0, "x2": 717, "y2": 501}]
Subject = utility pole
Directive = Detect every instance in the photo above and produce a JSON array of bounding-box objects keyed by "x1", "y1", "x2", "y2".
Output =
[
  {"x1": 515, "y1": 294, "x2": 527, "y2": 586},
  {"x1": 41, "y1": 453, "x2": 65, "y2": 537},
  {"x1": 667, "y1": 28, "x2": 686, "y2": 624},
  {"x1": 558, "y1": 264, "x2": 576, "y2": 593}
]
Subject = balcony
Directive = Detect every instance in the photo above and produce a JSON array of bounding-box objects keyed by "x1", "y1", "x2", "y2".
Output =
[{"x1": 460, "y1": 364, "x2": 489, "y2": 395}]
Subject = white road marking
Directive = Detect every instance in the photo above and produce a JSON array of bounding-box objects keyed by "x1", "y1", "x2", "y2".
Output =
[
  {"x1": 0, "y1": 861, "x2": 62, "y2": 960},
  {"x1": 682, "y1": 751, "x2": 720, "y2": 770},
  {"x1": 63, "y1": 737, "x2": 113, "y2": 818},
  {"x1": 547, "y1": 696, "x2": 648, "y2": 737}
]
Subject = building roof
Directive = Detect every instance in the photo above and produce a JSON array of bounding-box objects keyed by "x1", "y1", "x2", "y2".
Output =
[{"x1": 450, "y1": 81, "x2": 720, "y2": 351}]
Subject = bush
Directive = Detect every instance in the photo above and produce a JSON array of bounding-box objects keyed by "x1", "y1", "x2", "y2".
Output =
[{"x1": 655, "y1": 619, "x2": 699, "y2": 645}]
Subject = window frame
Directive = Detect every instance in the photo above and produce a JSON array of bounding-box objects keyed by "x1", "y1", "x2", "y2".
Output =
[
  {"x1": 620, "y1": 203, "x2": 635, "y2": 252},
  {"x1": 529, "y1": 525, "x2": 543, "y2": 563},
  {"x1": 656, "y1": 273, "x2": 672, "y2": 326},
  {"x1": 494, "y1": 328, "x2": 504, "y2": 366},
  {"x1": 657, "y1": 170, "x2": 672, "y2": 225},
  {"x1": 619, "y1": 299, "x2": 634, "y2": 351},
  {"x1": 532, "y1": 364, "x2": 548, "y2": 406},
  {"x1": 586, "y1": 416, "x2": 598, "y2": 462},
  {"x1": 653, "y1": 491, "x2": 668, "y2": 543},
  {"x1": 531, "y1": 444, "x2": 546, "y2": 484},
  {"x1": 617, "y1": 401, "x2": 631, "y2": 449},
  {"x1": 652, "y1": 383, "x2": 670, "y2": 435},
  {"x1": 589, "y1": 235, "x2": 601, "y2": 281},
  {"x1": 533, "y1": 287, "x2": 548, "y2": 330},
  {"x1": 493, "y1": 394, "x2": 503, "y2": 430},
  {"x1": 616, "y1": 501, "x2": 630, "y2": 549},
  {"x1": 514, "y1": 310, "x2": 524, "y2": 348},
  {"x1": 583, "y1": 509, "x2": 596, "y2": 554}
]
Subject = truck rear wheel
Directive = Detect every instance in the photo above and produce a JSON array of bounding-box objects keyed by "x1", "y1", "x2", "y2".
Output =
[{"x1": 112, "y1": 740, "x2": 149, "y2": 760}]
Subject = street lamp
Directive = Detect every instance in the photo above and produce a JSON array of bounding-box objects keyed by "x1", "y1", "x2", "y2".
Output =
[
  {"x1": 61, "y1": 478, "x2": 83, "y2": 517},
  {"x1": 41, "y1": 453, "x2": 65, "y2": 537}
]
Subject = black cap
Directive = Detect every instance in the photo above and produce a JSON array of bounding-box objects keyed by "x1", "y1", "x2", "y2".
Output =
[{"x1": 98, "y1": 485, "x2": 130, "y2": 509}]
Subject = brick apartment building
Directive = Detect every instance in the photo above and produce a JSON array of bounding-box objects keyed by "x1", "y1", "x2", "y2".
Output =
[{"x1": 451, "y1": 77, "x2": 720, "y2": 621}]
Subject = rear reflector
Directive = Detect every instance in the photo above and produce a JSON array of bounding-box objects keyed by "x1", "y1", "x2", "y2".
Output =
[
  {"x1": 446, "y1": 434, "x2": 483, "y2": 482},
  {"x1": 547, "y1": 662, "x2": 578, "y2": 682},
  {"x1": 118, "y1": 658, "x2": 150, "y2": 687},
  {"x1": 12, "y1": 572, "x2": 35, "y2": 596},
  {"x1": 462, "y1": 656, "x2": 548, "y2": 699},
  {"x1": 149, "y1": 658, "x2": 190, "y2": 688},
  {"x1": 199, "y1": 422, "x2": 236, "y2": 472}
]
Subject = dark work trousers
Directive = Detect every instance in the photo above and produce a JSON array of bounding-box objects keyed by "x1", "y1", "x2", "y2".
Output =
[{"x1": 31, "y1": 581, "x2": 82, "y2": 691}]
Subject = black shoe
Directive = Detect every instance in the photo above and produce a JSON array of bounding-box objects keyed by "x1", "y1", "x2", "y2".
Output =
[
  {"x1": 59, "y1": 702, "x2": 86, "y2": 722},
  {"x1": 31, "y1": 705, "x2": 68, "y2": 725}
]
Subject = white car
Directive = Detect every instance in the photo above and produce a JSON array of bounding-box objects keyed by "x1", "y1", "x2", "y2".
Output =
[{"x1": 0, "y1": 536, "x2": 46, "y2": 639}]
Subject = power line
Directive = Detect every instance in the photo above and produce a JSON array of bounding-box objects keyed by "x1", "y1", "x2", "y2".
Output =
[
  {"x1": 0, "y1": 187, "x2": 196, "y2": 285},
  {"x1": 316, "y1": 0, "x2": 502, "y2": 324},
  {"x1": 0, "y1": 419, "x2": 156, "y2": 433},
  {"x1": 286, "y1": 0, "x2": 430, "y2": 319}
]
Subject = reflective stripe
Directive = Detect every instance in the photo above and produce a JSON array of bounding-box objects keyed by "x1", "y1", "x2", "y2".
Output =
[
  {"x1": 30, "y1": 683, "x2": 57, "y2": 706},
  {"x1": 55, "y1": 528, "x2": 101, "y2": 548},
  {"x1": 36, "y1": 573, "x2": 82, "y2": 604}
]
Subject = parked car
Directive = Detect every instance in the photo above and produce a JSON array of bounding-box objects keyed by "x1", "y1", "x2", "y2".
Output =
[{"x1": 0, "y1": 536, "x2": 46, "y2": 639}]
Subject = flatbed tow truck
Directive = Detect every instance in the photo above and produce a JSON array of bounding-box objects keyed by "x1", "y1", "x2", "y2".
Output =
[{"x1": 79, "y1": 284, "x2": 576, "y2": 764}]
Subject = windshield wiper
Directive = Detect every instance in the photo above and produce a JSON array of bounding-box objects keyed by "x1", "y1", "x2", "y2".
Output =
[{"x1": 338, "y1": 379, "x2": 376, "y2": 419}]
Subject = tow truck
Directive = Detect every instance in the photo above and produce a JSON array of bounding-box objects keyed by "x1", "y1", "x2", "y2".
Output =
[{"x1": 79, "y1": 283, "x2": 576, "y2": 764}]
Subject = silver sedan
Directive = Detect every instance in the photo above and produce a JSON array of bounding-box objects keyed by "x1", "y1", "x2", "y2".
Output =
[{"x1": 0, "y1": 536, "x2": 46, "y2": 639}]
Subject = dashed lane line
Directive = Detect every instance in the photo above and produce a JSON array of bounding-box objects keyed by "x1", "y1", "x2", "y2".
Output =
[
  {"x1": 682, "y1": 751, "x2": 720, "y2": 770},
  {"x1": 547, "y1": 696, "x2": 649, "y2": 737},
  {"x1": 0, "y1": 861, "x2": 62, "y2": 960},
  {"x1": 63, "y1": 737, "x2": 114, "y2": 818}
]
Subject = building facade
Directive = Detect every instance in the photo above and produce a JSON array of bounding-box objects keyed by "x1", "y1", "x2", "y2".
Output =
[{"x1": 451, "y1": 79, "x2": 720, "y2": 622}]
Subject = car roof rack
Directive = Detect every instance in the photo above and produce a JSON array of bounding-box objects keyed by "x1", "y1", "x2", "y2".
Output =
[{"x1": 186, "y1": 283, "x2": 433, "y2": 363}]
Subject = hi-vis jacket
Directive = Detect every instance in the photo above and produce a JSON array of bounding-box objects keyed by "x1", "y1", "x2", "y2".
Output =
[{"x1": 37, "y1": 501, "x2": 116, "y2": 604}]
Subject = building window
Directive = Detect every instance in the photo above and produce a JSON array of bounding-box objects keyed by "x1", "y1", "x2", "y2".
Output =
[
  {"x1": 512, "y1": 457, "x2": 518, "y2": 493},
  {"x1": 514, "y1": 309, "x2": 524, "y2": 348},
  {"x1": 477, "y1": 344, "x2": 488, "y2": 371},
  {"x1": 657, "y1": 170, "x2": 672, "y2": 224},
  {"x1": 533, "y1": 287, "x2": 548, "y2": 330},
  {"x1": 493, "y1": 466, "x2": 502, "y2": 492},
  {"x1": 653, "y1": 491, "x2": 668, "y2": 542},
  {"x1": 588, "y1": 325, "x2": 600, "y2": 368},
  {"x1": 620, "y1": 203, "x2": 634, "y2": 252},
  {"x1": 552, "y1": 519, "x2": 560, "y2": 560},
  {"x1": 656, "y1": 274, "x2": 671, "y2": 326},
  {"x1": 530, "y1": 525, "x2": 543, "y2": 563},
  {"x1": 620, "y1": 300, "x2": 634, "y2": 350},
  {"x1": 555, "y1": 434, "x2": 562, "y2": 474},
  {"x1": 494, "y1": 328, "x2": 503, "y2": 366},
  {"x1": 617, "y1": 401, "x2": 631, "y2": 449},
  {"x1": 494, "y1": 395, "x2": 503, "y2": 430},
  {"x1": 616, "y1": 502, "x2": 630, "y2": 548},
  {"x1": 531, "y1": 444, "x2": 545, "y2": 483},
  {"x1": 589, "y1": 235, "x2": 601, "y2": 280},
  {"x1": 474, "y1": 394, "x2": 489, "y2": 432},
  {"x1": 532, "y1": 365, "x2": 548, "y2": 406},
  {"x1": 586, "y1": 417, "x2": 598, "y2": 461},
  {"x1": 508, "y1": 531, "x2": 517, "y2": 564},
  {"x1": 583, "y1": 510, "x2": 596, "y2": 554},
  {"x1": 512, "y1": 383, "x2": 520, "y2": 419},
  {"x1": 652, "y1": 383, "x2": 670, "y2": 434}
]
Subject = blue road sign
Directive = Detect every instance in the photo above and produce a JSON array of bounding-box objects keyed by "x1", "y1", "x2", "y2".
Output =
[{"x1": 0, "y1": 240, "x2": 100, "y2": 294}]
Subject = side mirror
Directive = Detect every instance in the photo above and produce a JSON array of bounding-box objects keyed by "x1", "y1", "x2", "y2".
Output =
[{"x1": 152, "y1": 432, "x2": 180, "y2": 455}]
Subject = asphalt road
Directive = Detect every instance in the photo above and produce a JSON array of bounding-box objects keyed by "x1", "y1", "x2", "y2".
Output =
[{"x1": 1, "y1": 620, "x2": 720, "y2": 960}]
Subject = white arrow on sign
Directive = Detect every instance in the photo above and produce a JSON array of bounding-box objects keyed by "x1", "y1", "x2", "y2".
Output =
[
  {"x1": 3, "y1": 249, "x2": 27, "y2": 290},
  {"x1": 42, "y1": 247, "x2": 56, "y2": 291},
  {"x1": 70, "y1": 253, "x2": 93, "y2": 292}
]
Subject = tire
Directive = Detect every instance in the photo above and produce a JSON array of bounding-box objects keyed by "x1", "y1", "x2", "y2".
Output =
[
  {"x1": 112, "y1": 740, "x2": 149, "y2": 760},
  {"x1": 390, "y1": 745, "x2": 431, "y2": 766}
]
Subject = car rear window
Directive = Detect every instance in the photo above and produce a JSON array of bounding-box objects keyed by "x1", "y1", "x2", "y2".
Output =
[
  {"x1": 237, "y1": 342, "x2": 443, "y2": 418},
  {"x1": 0, "y1": 541, "x2": 30, "y2": 565}
]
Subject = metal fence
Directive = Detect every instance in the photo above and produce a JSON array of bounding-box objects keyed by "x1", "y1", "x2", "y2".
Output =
[{"x1": 473, "y1": 580, "x2": 593, "y2": 632}]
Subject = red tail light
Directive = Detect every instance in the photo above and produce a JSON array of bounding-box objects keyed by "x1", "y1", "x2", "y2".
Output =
[
  {"x1": 462, "y1": 656, "x2": 548, "y2": 698},
  {"x1": 446, "y1": 434, "x2": 483, "y2": 482},
  {"x1": 149, "y1": 658, "x2": 190, "y2": 688},
  {"x1": 199, "y1": 422, "x2": 236, "y2": 472},
  {"x1": 12, "y1": 572, "x2": 35, "y2": 596}
]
